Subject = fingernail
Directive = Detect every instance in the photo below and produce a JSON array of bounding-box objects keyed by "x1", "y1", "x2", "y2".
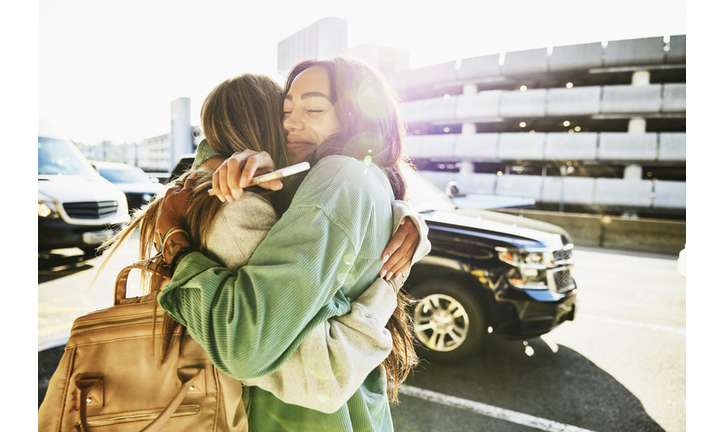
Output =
[
  {"x1": 232, "y1": 189, "x2": 241, "y2": 199},
  {"x1": 400, "y1": 218, "x2": 406, "y2": 225},
  {"x1": 394, "y1": 272, "x2": 400, "y2": 280},
  {"x1": 382, "y1": 254, "x2": 389, "y2": 263},
  {"x1": 380, "y1": 270, "x2": 387, "y2": 279},
  {"x1": 225, "y1": 195, "x2": 234, "y2": 203},
  {"x1": 218, "y1": 195, "x2": 226, "y2": 202}
]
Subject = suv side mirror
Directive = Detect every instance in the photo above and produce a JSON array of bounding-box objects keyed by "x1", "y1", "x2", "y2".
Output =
[{"x1": 446, "y1": 181, "x2": 460, "y2": 198}]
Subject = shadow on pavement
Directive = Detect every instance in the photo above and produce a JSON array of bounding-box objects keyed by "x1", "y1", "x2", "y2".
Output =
[
  {"x1": 38, "y1": 345, "x2": 66, "y2": 408},
  {"x1": 393, "y1": 337, "x2": 665, "y2": 432},
  {"x1": 38, "y1": 253, "x2": 97, "y2": 282}
]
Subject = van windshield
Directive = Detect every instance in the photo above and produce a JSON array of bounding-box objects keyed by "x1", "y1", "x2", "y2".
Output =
[
  {"x1": 38, "y1": 137, "x2": 97, "y2": 176},
  {"x1": 98, "y1": 166, "x2": 151, "y2": 183}
]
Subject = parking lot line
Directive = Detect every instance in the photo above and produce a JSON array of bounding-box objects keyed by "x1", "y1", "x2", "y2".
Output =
[
  {"x1": 399, "y1": 385, "x2": 596, "y2": 432},
  {"x1": 584, "y1": 315, "x2": 686, "y2": 336}
]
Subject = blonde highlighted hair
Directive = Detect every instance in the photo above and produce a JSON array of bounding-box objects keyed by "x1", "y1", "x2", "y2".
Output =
[{"x1": 97, "y1": 73, "x2": 289, "y2": 362}]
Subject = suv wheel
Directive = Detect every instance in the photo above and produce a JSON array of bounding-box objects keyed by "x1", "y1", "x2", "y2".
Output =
[{"x1": 410, "y1": 279, "x2": 485, "y2": 362}]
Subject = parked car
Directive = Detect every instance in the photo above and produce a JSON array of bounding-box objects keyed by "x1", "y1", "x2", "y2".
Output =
[
  {"x1": 165, "y1": 153, "x2": 196, "y2": 184},
  {"x1": 403, "y1": 171, "x2": 577, "y2": 362},
  {"x1": 91, "y1": 161, "x2": 164, "y2": 212},
  {"x1": 38, "y1": 137, "x2": 129, "y2": 257},
  {"x1": 168, "y1": 155, "x2": 577, "y2": 362}
]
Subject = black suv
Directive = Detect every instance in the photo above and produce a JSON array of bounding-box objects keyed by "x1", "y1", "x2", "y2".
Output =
[{"x1": 404, "y1": 171, "x2": 577, "y2": 362}]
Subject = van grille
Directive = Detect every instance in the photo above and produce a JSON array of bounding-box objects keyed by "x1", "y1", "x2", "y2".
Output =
[{"x1": 64, "y1": 201, "x2": 118, "y2": 219}]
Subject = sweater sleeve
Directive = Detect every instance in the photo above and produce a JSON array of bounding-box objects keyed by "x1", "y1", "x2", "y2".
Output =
[
  {"x1": 205, "y1": 193, "x2": 278, "y2": 270},
  {"x1": 157, "y1": 157, "x2": 389, "y2": 380},
  {"x1": 243, "y1": 277, "x2": 397, "y2": 413},
  {"x1": 198, "y1": 187, "x2": 398, "y2": 411}
]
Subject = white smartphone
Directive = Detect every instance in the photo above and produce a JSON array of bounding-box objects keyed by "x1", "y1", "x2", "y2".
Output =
[{"x1": 208, "y1": 162, "x2": 310, "y2": 195}]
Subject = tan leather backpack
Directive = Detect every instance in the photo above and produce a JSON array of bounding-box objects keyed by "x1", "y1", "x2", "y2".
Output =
[{"x1": 38, "y1": 261, "x2": 247, "y2": 431}]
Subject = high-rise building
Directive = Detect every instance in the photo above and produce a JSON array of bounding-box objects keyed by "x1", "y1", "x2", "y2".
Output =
[
  {"x1": 277, "y1": 17, "x2": 349, "y2": 74},
  {"x1": 276, "y1": 17, "x2": 409, "y2": 75}
]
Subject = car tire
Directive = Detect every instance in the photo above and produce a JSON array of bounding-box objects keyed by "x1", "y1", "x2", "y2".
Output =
[{"x1": 409, "y1": 279, "x2": 486, "y2": 363}]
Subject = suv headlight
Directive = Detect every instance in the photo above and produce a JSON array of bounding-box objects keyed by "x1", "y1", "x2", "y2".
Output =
[
  {"x1": 497, "y1": 248, "x2": 553, "y2": 289},
  {"x1": 496, "y1": 249, "x2": 552, "y2": 268},
  {"x1": 38, "y1": 200, "x2": 54, "y2": 218}
]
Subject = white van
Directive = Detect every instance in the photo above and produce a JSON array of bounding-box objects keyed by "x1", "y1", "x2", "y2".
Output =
[{"x1": 38, "y1": 137, "x2": 130, "y2": 257}]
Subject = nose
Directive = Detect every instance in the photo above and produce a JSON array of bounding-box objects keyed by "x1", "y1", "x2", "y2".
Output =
[{"x1": 283, "y1": 109, "x2": 301, "y2": 133}]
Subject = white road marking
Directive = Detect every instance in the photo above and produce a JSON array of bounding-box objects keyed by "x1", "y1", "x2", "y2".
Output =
[
  {"x1": 584, "y1": 315, "x2": 686, "y2": 336},
  {"x1": 399, "y1": 385, "x2": 596, "y2": 432}
]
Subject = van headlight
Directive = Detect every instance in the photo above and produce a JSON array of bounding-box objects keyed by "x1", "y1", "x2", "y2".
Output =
[{"x1": 38, "y1": 200, "x2": 54, "y2": 218}]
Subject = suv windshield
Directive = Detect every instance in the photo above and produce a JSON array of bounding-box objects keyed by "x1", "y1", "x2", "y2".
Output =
[
  {"x1": 98, "y1": 166, "x2": 151, "y2": 183},
  {"x1": 38, "y1": 137, "x2": 97, "y2": 176},
  {"x1": 405, "y1": 170, "x2": 457, "y2": 214}
]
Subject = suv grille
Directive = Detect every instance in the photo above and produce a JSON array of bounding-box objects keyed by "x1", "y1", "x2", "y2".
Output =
[
  {"x1": 553, "y1": 248, "x2": 572, "y2": 262},
  {"x1": 64, "y1": 201, "x2": 118, "y2": 219},
  {"x1": 553, "y1": 268, "x2": 572, "y2": 291}
]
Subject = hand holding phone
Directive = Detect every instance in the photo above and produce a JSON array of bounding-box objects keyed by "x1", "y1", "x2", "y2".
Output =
[{"x1": 207, "y1": 162, "x2": 310, "y2": 195}]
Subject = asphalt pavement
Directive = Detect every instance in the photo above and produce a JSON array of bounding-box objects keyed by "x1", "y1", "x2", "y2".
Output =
[{"x1": 38, "y1": 238, "x2": 686, "y2": 431}]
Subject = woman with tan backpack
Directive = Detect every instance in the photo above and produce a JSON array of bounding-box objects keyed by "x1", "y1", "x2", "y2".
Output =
[{"x1": 38, "y1": 63, "x2": 427, "y2": 431}]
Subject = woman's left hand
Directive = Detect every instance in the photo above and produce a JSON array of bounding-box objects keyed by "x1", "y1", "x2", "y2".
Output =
[
  {"x1": 379, "y1": 216, "x2": 419, "y2": 281},
  {"x1": 156, "y1": 175, "x2": 194, "y2": 261},
  {"x1": 211, "y1": 150, "x2": 280, "y2": 203}
]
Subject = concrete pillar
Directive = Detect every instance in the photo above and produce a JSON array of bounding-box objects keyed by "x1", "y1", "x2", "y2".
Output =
[
  {"x1": 459, "y1": 161, "x2": 474, "y2": 175},
  {"x1": 462, "y1": 123, "x2": 476, "y2": 135},
  {"x1": 624, "y1": 164, "x2": 643, "y2": 180},
  {"x1": 463, "y1": 83, "x2": 478, "y2": 96},
  {"x1": 632, "y1": 70, "x2": 650, "y2": 86},
  {"x1": 170, "y1": 97, "x2": 192, "y2": 172},
  {"x1": 625, "y1": 70, "x2": 648, "y2": 188},
  {"x1": 628, "y1": 117, "x2": 646, "y2": 133}
]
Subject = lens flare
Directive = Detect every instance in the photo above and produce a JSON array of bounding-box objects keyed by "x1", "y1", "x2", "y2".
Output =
[{"x1": 356, "y1": 79, "x2": 392, "y2": 121}]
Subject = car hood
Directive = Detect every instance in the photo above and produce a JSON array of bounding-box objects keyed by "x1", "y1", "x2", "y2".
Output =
[
  {"x1": 422, "y1": 208, "x2": 572, "y2": 251},
  {"x1": 110, "y1": 182, "x2": 164, "y2": 195},
  {"x1": 38, "y1": 174, "x2": 127, "y2": 203}
]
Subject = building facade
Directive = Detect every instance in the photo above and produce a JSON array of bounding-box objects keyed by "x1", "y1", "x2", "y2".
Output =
[
  {"x1": 389, "y1": 35, "x2": 686, "y2": 220},
  {"x1": 275, "y1": 18, "x2": 685, "y2": 220},
  {"x1": 85, "y1": 19, "x2": 685, "y2": 222}
]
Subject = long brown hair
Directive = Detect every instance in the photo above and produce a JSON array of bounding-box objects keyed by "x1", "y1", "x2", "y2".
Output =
[
  {"x1": 283, "y1": 55, "x2": 418, "y2": 404},
  {"x1": 97, "y1": 73, "x2": 289, "y2": 362}
]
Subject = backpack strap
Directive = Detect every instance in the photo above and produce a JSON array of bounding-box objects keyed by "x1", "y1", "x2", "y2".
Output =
[{"x1": 114, "y1": 258, "x2": 171, "y2": 306}]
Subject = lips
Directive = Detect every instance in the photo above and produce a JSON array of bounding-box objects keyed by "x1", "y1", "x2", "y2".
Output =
[{"x1": 286, "y1": 140, "x2": 313, "y2": 149}]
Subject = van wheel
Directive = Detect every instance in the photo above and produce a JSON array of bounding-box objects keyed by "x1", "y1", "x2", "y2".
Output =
[{"x1": 410, "y1": 279, "x2": 485, "y2": 363}]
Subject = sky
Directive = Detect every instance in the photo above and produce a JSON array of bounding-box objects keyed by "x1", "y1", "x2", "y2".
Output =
[{"x1": 36, "y1": 0, "x2": 688, "y2": 145}]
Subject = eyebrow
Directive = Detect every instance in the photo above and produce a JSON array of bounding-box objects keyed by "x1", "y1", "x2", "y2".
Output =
[{"x1": 284, "y1": 92, "x2": 332, "y2": 102}]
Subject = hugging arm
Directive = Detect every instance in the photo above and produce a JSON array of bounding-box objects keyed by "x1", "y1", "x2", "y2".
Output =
[
  {"x1": 244, "y1": 277, "x2": 397, "y2": 413},
  {"x1": 204, "y1": 149, "x2": 426, "y2": 284},
  {"x1": 249, "y1": 202, "x2": 429, "y2": 412},
  {"x1": 158, "y1": 158, "x2": 390, "y2": 379}
]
